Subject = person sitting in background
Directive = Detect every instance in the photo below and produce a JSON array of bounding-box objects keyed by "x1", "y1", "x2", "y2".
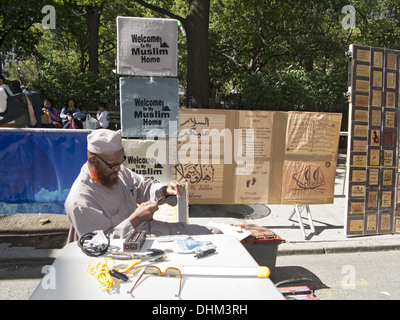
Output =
[
  {"x1": 0, "y1": 86, "x2": 29, "y2": 128},
  {"x1": 41, "y1": 98, "x2": 62, "y2": 128},
  {"x1": 96, "y1": 102, "x2": 110, "y2": 129},
  {"x1": 63, "y1": 110, "x2": 86, "y2": 129},
  {"x1": 0, "y1": 75, "x2": 13, "y2": 96},
  {"x1": 60, "y1": 99, "x2": 80, "y2": 125},
  {"x1": 9, "y1": 80, "x2": 29, "y2": 128},
  {"x1": 10, "y1": 80, "x2": 22, "y2": 95}
]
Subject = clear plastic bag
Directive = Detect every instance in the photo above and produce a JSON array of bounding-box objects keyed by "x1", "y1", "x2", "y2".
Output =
[{"x1": 83, "y1": 114, "x2": 100, "y2": 129}]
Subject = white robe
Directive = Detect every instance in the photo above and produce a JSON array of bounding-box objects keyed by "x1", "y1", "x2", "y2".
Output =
[{"x1": 65, "y1": 163, "x2": 218, "y2": 239}]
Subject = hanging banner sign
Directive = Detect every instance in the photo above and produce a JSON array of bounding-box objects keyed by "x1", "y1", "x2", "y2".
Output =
[
  {"x1": 117, "y1": 16, "x2": 178, "y2": 77},
  {"x1": 120, "y1": 77, "x2": 179, "y2": 138}
]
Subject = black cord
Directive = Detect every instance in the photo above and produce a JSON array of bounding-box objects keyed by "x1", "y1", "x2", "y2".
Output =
[{"x1": 77, "y1": 232, "x2": 110, "y2": 257}]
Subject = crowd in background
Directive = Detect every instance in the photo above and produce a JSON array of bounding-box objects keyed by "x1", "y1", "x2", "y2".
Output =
[{"x1": 0, "y1": 75, "x2": 110, "y2": 129}]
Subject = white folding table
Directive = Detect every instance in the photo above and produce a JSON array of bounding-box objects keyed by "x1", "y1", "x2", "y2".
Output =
[{"x1": 30, "y1": 234, "x2": 284, "y2": 300}]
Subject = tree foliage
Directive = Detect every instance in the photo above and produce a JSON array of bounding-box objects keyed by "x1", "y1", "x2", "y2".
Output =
[{"x1": 1, "y1": 0, "x2": 400, "y2": 116}]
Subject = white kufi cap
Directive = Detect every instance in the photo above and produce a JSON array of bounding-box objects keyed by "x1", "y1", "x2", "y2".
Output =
[{"x1": 87, "y1": 129, "x2": 123, "y2": 154}]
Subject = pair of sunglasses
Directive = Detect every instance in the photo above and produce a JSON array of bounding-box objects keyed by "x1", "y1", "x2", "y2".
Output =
[
  {"x1": 127, "y1": 265, "x2": 182, "y2": 297},
  {"x1": 92, "y1": 154, "x2": 126, "y2": 170}
]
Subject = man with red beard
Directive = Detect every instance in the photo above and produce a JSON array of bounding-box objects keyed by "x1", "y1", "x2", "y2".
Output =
[{"x1": 65, "y1": 129, "x2": 219, "y2": 241}]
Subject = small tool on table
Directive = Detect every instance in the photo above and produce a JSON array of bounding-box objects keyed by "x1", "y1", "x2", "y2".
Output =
[
  {"x1": 106, "y1": 249, "x2": 166, "y2": 282},
  {"x1": 108, "y1": 248, "x2": 165, "y2": 261}
]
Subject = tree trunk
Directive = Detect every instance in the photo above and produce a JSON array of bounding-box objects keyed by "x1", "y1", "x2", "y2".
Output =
[
  {"x1": 86, "y1": 5, "x2": 101, "y2": 75},
  {"x1": 0, "y1": 35, "x2": 5, "y2": 74},
  {"x1": 132, "y1": 0, "x2": 210, "y2": 108},
  {"x1": 183, "y1": 0, "x2": 210, "y2": 108}
]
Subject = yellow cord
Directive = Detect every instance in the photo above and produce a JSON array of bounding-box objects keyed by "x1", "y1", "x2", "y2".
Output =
[
  {"x1": 87, "y1": 258, "x2": 116, "y2": 291},
  {"x1": 87, "y1": 258, "x2": 145, "y2": 292}
]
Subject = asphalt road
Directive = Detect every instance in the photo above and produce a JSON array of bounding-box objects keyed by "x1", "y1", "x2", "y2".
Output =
[
  {"x1": 2, "y1": 250, "x2": 400, "y2": 300},
  {"x1": 0, "y1": 264, "x2": 43, "y2": 300},
  {"x1": 272, "y1": 250, "x2": 400, "y2": 300}
]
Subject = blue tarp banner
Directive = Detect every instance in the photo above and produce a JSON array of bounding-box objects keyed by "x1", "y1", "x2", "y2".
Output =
[{"x1": 0, "y1": 130, "x2": 89, "y2": 214}]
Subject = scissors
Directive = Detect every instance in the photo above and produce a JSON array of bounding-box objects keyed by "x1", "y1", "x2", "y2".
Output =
[
  {"x1": 108, "y1": 248, "x2": 165, "y2": 261},
  {"x1": 101, "y1": 249, "x2": 165, "y2": 283}
]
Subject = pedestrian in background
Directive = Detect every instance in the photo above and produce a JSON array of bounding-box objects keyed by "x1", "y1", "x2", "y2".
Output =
[{"x1": 96, "y1": 102, "x2": 110, "y2": 129}]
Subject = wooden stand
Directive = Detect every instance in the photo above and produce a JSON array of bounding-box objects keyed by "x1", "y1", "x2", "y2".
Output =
[{"x1": 289, "y1": 205, "x2": 316, "y2": 239}]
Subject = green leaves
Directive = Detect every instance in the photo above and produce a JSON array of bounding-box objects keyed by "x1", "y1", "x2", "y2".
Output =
[{"x1": 2, "y1": 0, "x2": 400, "y2": 113}]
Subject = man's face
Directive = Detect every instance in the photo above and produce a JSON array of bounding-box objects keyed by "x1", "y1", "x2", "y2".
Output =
[{"x1": 89, "y1": 149, "x2": 125, "y2": 188}]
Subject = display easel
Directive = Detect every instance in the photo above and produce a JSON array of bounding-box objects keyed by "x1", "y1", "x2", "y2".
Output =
[{"x1": 289, "y1": 205, "x2": 316, "y2": 239}]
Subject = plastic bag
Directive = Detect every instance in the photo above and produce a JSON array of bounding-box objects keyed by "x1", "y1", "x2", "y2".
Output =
[
  {"x1": 174, "y1": 239, "x2": 216, "y2": 254},
  {"x1": 88, "y1": 230, "x2": 108, "y2": 248},
  {"x1": 83, "y1": 114, "x2": 100, "y2": 130}
]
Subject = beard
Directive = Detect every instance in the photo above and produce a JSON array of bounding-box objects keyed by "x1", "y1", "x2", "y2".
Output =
[{"x1": 90, "y1": 163, "x2": 119, "y2": 188}]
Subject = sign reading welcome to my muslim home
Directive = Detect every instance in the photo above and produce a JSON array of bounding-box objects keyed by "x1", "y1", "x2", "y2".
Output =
[
  {"x1": 120, "y1": 77, "x2": 179, "y2": 138},
  {"x1": 117, "y1": 16, "x2": 178, "y2": 77}
]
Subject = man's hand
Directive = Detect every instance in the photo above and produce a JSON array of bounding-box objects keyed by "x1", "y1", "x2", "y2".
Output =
[
  {"x1": 128, "y1": 201, "x2": 159, "y2": 228},
  {"x1": 165, "y1": 181, "x2": 184, "y2": 197}
]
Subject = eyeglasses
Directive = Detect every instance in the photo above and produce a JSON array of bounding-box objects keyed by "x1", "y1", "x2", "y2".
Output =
[
  {"x1": 127, "y1": 265, "x2": 182, "y2": 297},
  {"x1": 93, "y1": 154, "x2": 126, "y2": 170}
]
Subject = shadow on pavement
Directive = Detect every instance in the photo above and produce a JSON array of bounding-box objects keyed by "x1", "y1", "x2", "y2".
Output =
[
  {"x1": 271, "y1": 265, "x2": 330, "y2": 291},
  {"x1": 189, "y1": 204, "x2": 271, "y2": 219}
]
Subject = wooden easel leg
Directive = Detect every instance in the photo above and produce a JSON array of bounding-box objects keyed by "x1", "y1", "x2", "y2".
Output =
[
  {"x1": 305, "y1": 205, "x2": 316, "y2": 234},
  {"x1": 290, "y1": 205, "x2": 315, "y2": 239}
]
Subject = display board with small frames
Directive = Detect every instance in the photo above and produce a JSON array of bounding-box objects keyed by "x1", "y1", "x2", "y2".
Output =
[{"x1": 345, "y1": 44, "x2": 400, "y2": 236}]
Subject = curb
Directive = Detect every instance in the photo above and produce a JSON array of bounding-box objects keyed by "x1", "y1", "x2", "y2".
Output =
[
  {"x1": 0, "y1": 244, "x2": 61, "y2": 265},
  {"x1": 278, "y1": 238, "x2": 400, "y2": 256},
  {"x1": 0, "y1": 231, "x2": 69, "y2": 250}
]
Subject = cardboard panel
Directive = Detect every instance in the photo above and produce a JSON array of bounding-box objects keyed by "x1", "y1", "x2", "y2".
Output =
[
  {"x1": 285, "y1": 112, "x2": 341, "y2": 155},
  {"x1": 175, "y1": 109, "x2": 234, "y2": 204},
  {"x1": 281, "y1": 160, "x2": 337, "y2": 204},
  {"x1": 176, "y1": 109, "x2": 341, "y2": 205}
]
